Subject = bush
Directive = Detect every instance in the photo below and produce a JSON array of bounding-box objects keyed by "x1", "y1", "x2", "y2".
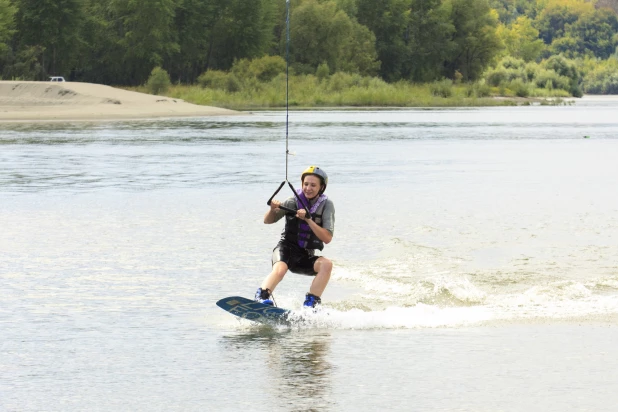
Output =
[
  {"x1": 466, "y1": 82, "x2": 490, "y2": 97},
  {"x1": 570, "y1": 81, "x2": 584, "y2": 97},
  {"x1": 197, "y1": 70, "x2": 229, "y2": 90},
  {"x1": 524, "y1": 62, "x2": 540, "y2": 82},
  {"x1": 505, "y1": 68, "x2": 527, "y2": 82},
  {"x1": 543, "y1": 55, "x2": 579, "y2": 82},
  {"x1": 225, "y1": 74, "x2": 242, "y2": 92},
  {"x1": 500, "y1": 56, "x2": 526, "y2": 70},
  {"x1": 359, "y1": 76, "x2": 387, "y2": 88},
  {"x1": 485, "y1": 68, "x2": 508, "y2": 86},
  {"x1": 467, "y1": 81, "x2": 492, "y2": 97},
  {"x1": 475, "y1": 82, "x2": 492, "y2": 97},
  {"x1": 146, "y1": 67, "x2": 171, "y2": 95},
  {"x1": 249, "y1": 55, "x2": 286, "y2": 82},
  {"x1": 328, "y1": 72, "x2": 361, "y2": 92},
  {"x1": 534, "y1": 69, "x2": 571, "y2": 90},
  {"x1": 454, "y1": 70, "x2": 463, "y2": 84},
  {"x1": 584, "y1": 71, "x2": 618, "y2": 94},
  {"x1": 429, "y1": 79, "x2": 453, "y2": 97},
  {"x1": 316, "y1": 62, "x2": 330, "y2": 81},
  {"x1": 582, "y1": 59, "x2": 618, "y2": 94},
  {"x1": 230, "y1": 58, "x2": 252, "y2": 79},
  {"x1": 291, "y1": 62, "x2": 315, "y2": 75},
  {"x1": 508, "y1": 79, "x2": 530, "y2": 97},
  {"x1": 602, "y1": 74, "x2": 618, "y2": 94}
]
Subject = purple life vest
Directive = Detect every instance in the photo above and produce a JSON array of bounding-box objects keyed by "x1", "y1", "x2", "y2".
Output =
[{"x1": 282, "y1": 190, "x2": 328, "y2": 250}]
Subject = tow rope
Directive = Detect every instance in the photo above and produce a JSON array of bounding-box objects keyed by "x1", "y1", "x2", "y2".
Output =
[{"x1": 266, "y1": 0, "x2": 312, "y2": 218}]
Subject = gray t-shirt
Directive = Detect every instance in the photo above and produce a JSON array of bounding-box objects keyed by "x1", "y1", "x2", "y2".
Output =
[{"x1": 273, "y1": 196, "x2": 335, "y2": 235}]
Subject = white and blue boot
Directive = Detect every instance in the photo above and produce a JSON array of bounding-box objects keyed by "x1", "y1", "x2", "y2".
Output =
[
  {"x1": 303, "y1": 293, "x2": 321, "y2": 308},
  {"x1": 254, "y1": 288, "x2": 274, "y2": 306}
]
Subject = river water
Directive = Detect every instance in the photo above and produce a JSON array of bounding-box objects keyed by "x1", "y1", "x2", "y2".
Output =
[{"x1": 2, "y1": 100, "x2": 618, "y2": 411}]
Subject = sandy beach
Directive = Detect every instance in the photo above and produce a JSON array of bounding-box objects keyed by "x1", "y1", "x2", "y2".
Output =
[{"x1": 0, "y1": 81, "x2": 239, "y2": 122}]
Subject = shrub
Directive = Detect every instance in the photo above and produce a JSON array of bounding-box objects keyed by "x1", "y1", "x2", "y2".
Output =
[
  {"x1": 429, "y1": 79, "x2": 453, "y2": 97},
  {"x1": 225, "y1": 74, "x2": 242, "y2": 93},
  {"x1": 328, "y1": 72, "x2": 361, "y2": 92},
  {"x1": 358, "y1": 76, "x2": 387, "y2": 88},
  {"x1": 570, "y1": 81, "x2": 584, "y2": 97},
  {"x1": 249, "y1": 55, "x2": 286, "y2": 82},
  {"x1": 602, "y1": 73, "x2": 618, "y2": 94},
  {"x1": 500, "y1": 56, "x2": 526, "y2": 70},
  {"x1": 454, "y1": 70, "x2": 463, "y2": 84},
  {"x1": 505, "y1": 68, "x2": 527, "y2": 82},
  {"x1": 230, "y1": 58, "x2": 252, "y2": 79},
  {"x1": 584, "y1": 71, "x2": 618, "y2": 94},
  {"x1": 485, "y1": 68, "x2": 508, "y2": 86},
  {"x1": 466, "y1": 82, "x2": 492, "y2": 97},
  {"x1": 291, "y1": 62, "x2": 315, "y2": 75},
  {"x1": 508, "y1": 79, "x2": 530, "y2": 97},
  {"x1": 316, "y1": 62, "x2": 330, "y2": 81},
  {"x1": 146, "y1": 67, "x2": 171, "y2": 95},
  {"x1": 197, "y1": 70, "x2": 229, "y2": 90},
  {"x1": 534, "y1": 69, "x2": 571, "y2": 90},
  {"x1": 543, "y1": 55, "x2": 579, "y2": 82},
  {"x1": 524, "y1": 62, "x2": 540, "y2": 82},
  {"x1": 582, "y1": 59, "x2": 618, "y2": 94}
]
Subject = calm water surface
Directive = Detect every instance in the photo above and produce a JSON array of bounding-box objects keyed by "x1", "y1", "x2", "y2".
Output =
[{"x1": 2, "y1": 102, "x2": 618, "y2": 411}]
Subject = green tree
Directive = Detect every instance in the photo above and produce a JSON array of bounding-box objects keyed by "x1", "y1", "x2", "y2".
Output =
[
  {"x1": 444, "y1": 0, "x2": 503, "y2": 80},
  {"x1": 489, "y1": 0, "x2": 538, "y2": 24},
  {"x1": 289, "y1": 0, "x2": 379, "y2": 75},
  {"x1": 333, "y1": 0, "x2": 358, "y2": 18},
  {"x1": 206, "y1": 0, "x2": 278, "y2": 71},
  {"x1": 403, "y1": 0, "x2": 455, "y2": 82},
  {"x1": 0, "y1": 0, "x2": 17, "y2": 53},
  {"x1": 338, "y1": 19, "x2": 381, "y2": 75},
  {"x1": 172, "y1": 0, "x2": 225, "y2": 83},
  {"x1": 14, "y1": 0, "x2": 86, "y2": 77},
  {"x1": 109, "y1": 0, "x2": 180, "y2": 85},
  {"x1": 534, "y1": 0, "x2": 593, "y2": 45},
  {"x1": 77, "y1": 0, "x2": 124, "y2": 84},
  {"x1": 547, "y1": 35, "x2": 581, "y2": 58},
  {"x1": 497, "y1": 16, "x2": 544, "y2": 61},
  {"x1": 356, "y1": 0, "x2": 410, "y2": 81},
  {"x1": 562, "y1": 8, "x2": 618, "y2": 59},
  {"x1": 1, "y1": 45, "x2": 45, "y2": 80}
]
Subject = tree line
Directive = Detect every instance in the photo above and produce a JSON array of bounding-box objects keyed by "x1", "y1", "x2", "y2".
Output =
[{"x1": 0, "y1": 0, "x2": 617, "y2": 87}]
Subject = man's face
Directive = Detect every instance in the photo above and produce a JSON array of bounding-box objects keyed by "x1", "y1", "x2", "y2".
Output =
[{"x1": 302, "y1": 175, "x2": 322, "y2": 199}]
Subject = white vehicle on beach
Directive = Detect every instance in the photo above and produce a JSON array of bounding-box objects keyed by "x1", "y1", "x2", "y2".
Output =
[{"x1": 49, "y1": 76, "x2": 65, "y2": 82}]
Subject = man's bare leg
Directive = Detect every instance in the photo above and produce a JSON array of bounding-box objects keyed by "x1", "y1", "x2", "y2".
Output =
[
  {"x1": 261, "y1": 261, "x2": 289, "y2": 292},
  {"x1": 309, "y1": 257, "x2": 332, "y2": 297}
]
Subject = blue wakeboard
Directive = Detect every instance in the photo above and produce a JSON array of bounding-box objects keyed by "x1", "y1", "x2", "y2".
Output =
[{"x1": 216, "y1": 296, "x2": 291, "y2": 325}]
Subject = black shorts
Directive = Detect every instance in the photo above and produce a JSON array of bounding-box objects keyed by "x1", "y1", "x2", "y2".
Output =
[{"x1": 272, "y1": 242, "x2": 319, "y2": 276}]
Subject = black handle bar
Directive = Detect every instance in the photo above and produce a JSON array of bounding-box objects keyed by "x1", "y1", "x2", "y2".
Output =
[{"x1": 266, "y1": 180, "x2": 312, "y2": 219}]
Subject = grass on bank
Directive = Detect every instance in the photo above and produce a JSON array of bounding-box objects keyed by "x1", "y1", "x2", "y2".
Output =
[{"x1": 132, "y1": 65, "x2": 571, "y2": 110}]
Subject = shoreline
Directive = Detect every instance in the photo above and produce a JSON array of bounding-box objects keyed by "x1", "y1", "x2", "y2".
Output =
[
  {"x1": 0, "y1": 81, "x2": 240, "y2": 123},
  {"x1": 2, "y1": 81, "x2": 617, "y2": 123}
]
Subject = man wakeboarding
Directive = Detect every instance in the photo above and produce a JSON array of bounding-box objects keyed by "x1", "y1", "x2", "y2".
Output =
[{"x1": 255, "y1": 166, "x2": 335, "y2": 308}]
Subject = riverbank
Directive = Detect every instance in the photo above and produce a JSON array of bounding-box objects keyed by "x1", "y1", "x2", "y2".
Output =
[
  {"x1": 3, "y1": 81, "x2": 614, "y2": 123},
  {"x1": 0, "y1": 81, "x2": 239, "y2": 122},
  {"x1": 147, "y1": 80, "x2": 575, "y2": 111}
]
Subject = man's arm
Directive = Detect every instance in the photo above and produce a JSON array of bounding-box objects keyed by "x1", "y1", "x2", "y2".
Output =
[
  {"x1": 264, "y1": 199, "x2": 291, "y2": 224},
  {"x1": 303, "y1": 218, "x2": 333, "y2": 244},
  {"x1": 296, "y1": 201, "x2": 334, "y2": 244},
  {"x1": 264, "y1": 201, "x2": 281, "y2": 224}
]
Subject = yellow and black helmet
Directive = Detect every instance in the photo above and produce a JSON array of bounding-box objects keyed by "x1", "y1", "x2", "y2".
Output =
[{"x1": 301, "y1": 166, "x2": 328, "y2": 194}]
